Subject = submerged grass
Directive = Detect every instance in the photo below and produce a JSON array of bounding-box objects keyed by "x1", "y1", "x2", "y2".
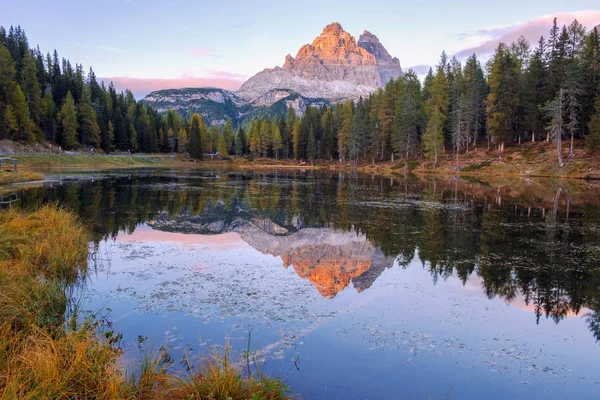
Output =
[
  {"x1": 0, "y1": 205, "x2": 292, "y2": 399},
  {"x1": 0, "y1": 171, "x2": 43, "y2": 185}
]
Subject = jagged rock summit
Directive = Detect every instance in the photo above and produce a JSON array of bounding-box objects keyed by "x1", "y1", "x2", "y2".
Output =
[
  {"x1": 143, "y1": 23, "x2": 402, "y2": 124},
  {"x1": 238, "y1": 22, "x2": 402, "y2": 102}
]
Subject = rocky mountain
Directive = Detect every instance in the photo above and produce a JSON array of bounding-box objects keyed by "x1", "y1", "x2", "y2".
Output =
[
  {"x1": 141, "y1": 87, "x2": 328, "y2": 125},
  {"x1": 148, "y1": 204, "x2": 394, "y2": 298},
  {"x1": 238, "y1": 22, "x2": 402, "y2": 102},
  {"x1": 142, "y1": 22, "x2": 402, "y2": 124}
]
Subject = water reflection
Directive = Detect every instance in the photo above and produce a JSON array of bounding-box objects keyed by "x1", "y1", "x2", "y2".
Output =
[{"x1": 10, "y1": 169, "x2": 600, "y2": 341}]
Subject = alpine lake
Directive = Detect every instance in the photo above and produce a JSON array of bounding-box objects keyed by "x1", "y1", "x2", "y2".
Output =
[{"x1": 5, "y1": 168, "x2": 600, "y2": 399}]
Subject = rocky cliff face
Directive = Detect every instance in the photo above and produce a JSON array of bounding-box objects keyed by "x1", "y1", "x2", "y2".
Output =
[
  {"x1": 238, "y1": 22, "x2": 402, "y2": 102},
  {"x1": 357, "y1": 30, "x2": 403, "y2": 85},
  {"x1": 143, "y1": 22, "x2": 402, "y2": 123}
]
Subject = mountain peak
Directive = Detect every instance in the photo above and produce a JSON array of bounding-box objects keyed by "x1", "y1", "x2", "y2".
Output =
[
  {"x1": 321, "y1": 22, "x2": 345, "y2": 36},
  {"x1": 359, "y1": 30, "x2": 380, "y2": 43},
  {"x1": 237, "y1": 23, "x2": 403, "y2": 102}
]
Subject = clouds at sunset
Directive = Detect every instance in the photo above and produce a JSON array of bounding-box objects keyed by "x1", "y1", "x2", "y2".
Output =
[
  {"x1": 100, "y1": 71, "x2": 247, "y2": 99},
  {"x1": 455, "y1": 10, "x2": 600, "y2": 58}
]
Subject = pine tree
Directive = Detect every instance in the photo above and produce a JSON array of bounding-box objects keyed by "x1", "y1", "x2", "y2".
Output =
[
  {"x1": 522, "y1": 38, "x2": 549, "y2": 142},
  {"x1": 563, "y1": 64, "x2": 583, "y2": 156},
  {"x1": 423, "y1": 66, "x2": 448, "y2": 167},
  {"x1": 234, "y1": 126, "x2": 246, "y2": 155},
  {"x1": 188, "y1": 113, "x2": 203, "y2": 160},
  {"x1": 338, "y1": 100, "x2": 353, "y2": 161},
  {"x1": 128, "y1": 123, "x2": 138, "y2": 152},
  {"x1": 40, "y1": 90, "x2": 55, "y2": 141},
  {"x1": 210, "y1": 125, "x2": 219, "y2": 154},
  {"x1": 248, "y1": 120, "x2": 261, "y2": 157},
  {"x1": 377, "y1": 80, "x2": 396, "y2": 160},
  {"x1": 20, "y1": 50, "x2": 42, "y2": 125},
  {"x1": 463, "y1": 54, "x2": 487, "y2": 147},
  {"x1": 542, "y1": 88, "x2": 565, "y2": 166},
  {"x1": 78, "y1": 85, "x2": 100, "y2": 147},
  {"x1": 105, "y1": 120, "x2": 115, "y2": 152},
  {"x1": 58, "y1": 91, "x2": 78, "y2": 149},
  {"x1": 260, "y1": 117, "x2": 272, "y2": 157},
  {"x1": 217, "y1": 132, "x2": 228, "y2": 157},
  {"x1": 486, "y1": 43, "x2": 520, "y2": 153},
  {"x1": 177, "y1": 127, "x2": 187, "y2": 153},
  {"x1": 587, "y1": 91, "x2": 600, "y2": 151},
  {"x1": 292, "y1": 120, "x2": 301, "y2": 159},
  {"x1": 222, "y1": 118, "x2": 234, "y2": 154},
  {"x1": 271, "y1": 124, "x2": 283, "y2": 160},
  {"x1": 307, "y1": 127, "x2": 316, "y2": 164}
]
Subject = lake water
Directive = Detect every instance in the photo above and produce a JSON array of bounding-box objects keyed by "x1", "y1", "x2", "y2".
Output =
[{"x1": 7, "y1": 169, "x2": 600, "y2": 399}]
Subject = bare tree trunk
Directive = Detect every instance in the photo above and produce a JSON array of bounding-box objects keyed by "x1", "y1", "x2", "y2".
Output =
[
  {"x1": 570, "y1": 131, "x2": 574, "y2": 158},
  {"x1": 532, "y1": 131, "x2": 535, "y2": 142},
  {"x1": 456, "y1": 144, "x2": 459, "y2": 170}
]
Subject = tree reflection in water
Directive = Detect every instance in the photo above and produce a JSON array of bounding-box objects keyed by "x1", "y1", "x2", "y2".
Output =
[{"x1": 11, "y1": 169, "x2": 600, "y2": 340}]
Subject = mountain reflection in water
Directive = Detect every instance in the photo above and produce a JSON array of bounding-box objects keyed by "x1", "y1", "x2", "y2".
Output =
[{"x1": 11, "y1": 169, "x2": 600, "y2": 342}]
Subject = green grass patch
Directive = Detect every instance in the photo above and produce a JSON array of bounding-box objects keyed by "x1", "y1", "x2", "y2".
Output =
[
  {"x1": 461, "y1": 161, "x2": 492, "y2": 172},
  {"x1": 14, "y1": 154, "x2": 169, "y2": 168}
]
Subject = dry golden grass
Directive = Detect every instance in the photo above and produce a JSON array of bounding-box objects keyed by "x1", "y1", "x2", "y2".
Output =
[
  {"x1": 0, "y1": 171, "x2": 43, "y2": 185},
  {"x1": 0, "y1": 205, "x2": 291, "y2": 399}
]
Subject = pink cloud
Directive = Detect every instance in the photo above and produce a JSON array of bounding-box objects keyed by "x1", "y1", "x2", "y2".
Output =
[
  {"x1": 455, "y1": 10, "x2": 600, "y2": 58},
  {"x1": 188, "y1": 47, "x2": 216, "y2": 58},
  {"x1": 406, "y1": 64, "x2": 432, "y2": 75},
  {"x1": 100, "y1": 72, "x2": 248, "y2": 99}
]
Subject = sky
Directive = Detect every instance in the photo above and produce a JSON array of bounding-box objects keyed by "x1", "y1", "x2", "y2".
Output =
[{"x1": 2, "y1": 0, "x2": 600, "y2": 99}]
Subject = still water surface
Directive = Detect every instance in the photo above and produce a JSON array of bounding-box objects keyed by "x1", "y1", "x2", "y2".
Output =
[{"x1": 8, "y1": 169, "x2": 600, "y2": 399}]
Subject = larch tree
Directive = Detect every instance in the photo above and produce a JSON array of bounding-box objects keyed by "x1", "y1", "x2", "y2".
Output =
[{"x1": 272, "y1": 124, "x2": 283, "y2": 160}]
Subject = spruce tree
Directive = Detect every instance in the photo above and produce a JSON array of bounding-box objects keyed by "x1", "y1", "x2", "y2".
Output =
[
  {"x1": 423, "y1": 66, "x2": 448, "y2": 167},
  {"x1": 235, "y1": 126, "x2": 246, "y2": 155},
  {"x1": 58, "y1": 91, "x2": 78, "y2": 149},
  {"x1": 587, "y1": 90, "x2": 600, "y2": 151},
  {"x1": 272, "y1": 124, "x2": 283, "y2": 160},
  {"x1": 188, "y1": 113, "x2": 203, "y2": 160},
  {"x1": 486, "y1": 43, "x2": 520, "y2": 153},
  {"x1": 222, "y1": 118, "x2": 234, "y2": 154},
  {"x1": 78, "y1": 85, "x2": 100, "y2": 147}
]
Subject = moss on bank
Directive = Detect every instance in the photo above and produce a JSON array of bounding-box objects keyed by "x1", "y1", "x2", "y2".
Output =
[{"x1": 0, "y1": 205, "x2": 291, "y2": 400}]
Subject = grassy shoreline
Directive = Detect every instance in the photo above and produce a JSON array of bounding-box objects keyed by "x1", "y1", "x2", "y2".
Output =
[
  {"x1": 0, "y1": 171, "x2": 43, "y2": 185},
  {"x1": 0, "y1": 205, "x2": 291, "y2": 399},
  {"x1": 4, "y1": 140, "x2": 600, "y2": 181}
]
